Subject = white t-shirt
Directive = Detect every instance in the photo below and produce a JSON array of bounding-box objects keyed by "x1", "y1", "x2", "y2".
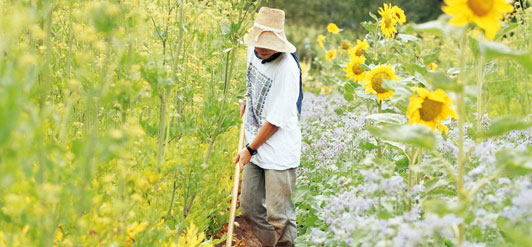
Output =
[{"x1": 244, "y1": 46, "x2": 302, "y2": 170}]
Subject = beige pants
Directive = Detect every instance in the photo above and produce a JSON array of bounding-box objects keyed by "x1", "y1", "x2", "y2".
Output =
[{"x1": 240, "y1": 162, "x2": 297, "y2": 247}]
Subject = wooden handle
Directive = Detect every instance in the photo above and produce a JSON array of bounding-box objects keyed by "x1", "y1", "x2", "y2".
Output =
[{"x1": 226, "y1": 118, "x2": 245, "y2": 247}]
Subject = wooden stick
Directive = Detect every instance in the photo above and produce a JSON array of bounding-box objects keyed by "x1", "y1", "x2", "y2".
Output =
[{"x1": 226, "y1": 115, "x2": 246, "y2": 247}]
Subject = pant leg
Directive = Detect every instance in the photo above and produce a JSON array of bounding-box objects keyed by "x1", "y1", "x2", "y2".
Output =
[
  {"x1": 264, "y1": 168, "x2": 297, "y2": 247},
  {"x1": 240, "y1": 162, "x2": 277, "y2": 247}
]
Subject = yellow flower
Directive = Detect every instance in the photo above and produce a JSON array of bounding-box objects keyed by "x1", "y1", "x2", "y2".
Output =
[
  {"x1": 364, "y1": 64, "x2": 399, "y2": 101},
  {"x1": 345, "y1": 56, "x2": 366, "y2": 82},
  {"x1": 325, "y1": 49, "x2": 337, "y2": 61},
  {"x1": 177, "y1": 223, "x2": 212, "y2": 247},
  {"x1": 54, "y1": 228, "x2": 64, "y2": 243},
  {"x1": 127, "y1": 221, "x2": 148, "y2": 239},
  {"x1": 428, "y1": 62, "x2": 438, "y2": 71},
  {"x1": 442, "y1": 0, "x2": 514, "y2": 39},
  {"x1": 378, "y1": 3, "x2": 398, "y2": 38},
  {"x1": 0, "y1": 231, "x2": 5, "y2": 247},
  {"x1": 407, "y1": 87, "x2": 458, "y2": 134},
  {"x1": 321, "y1": 86, "x2": 331, "y2": 94},
  {"x1": 317, "y1": 34, "x2": 325, "y2": 49},
  {"x1": 327, "y1": 23, "x2": 340, "y2": 34},
  {"x1": 349, "y1": 40, "x2": 369, "y2": 62},
  {"x1": 340, "y1": 40, "x2": 351, "y2": 50},
  {"x1": 392, "y1": 5, "x2": 407, "y2": 24}
]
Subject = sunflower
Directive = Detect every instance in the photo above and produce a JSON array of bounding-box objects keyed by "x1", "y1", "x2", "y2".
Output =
[
  {"x1": 428, "y1": 62, "x2": 438, "y2": 71},
  {"x1": 392, "y1": 5, "x2": 407, "y2": 24},
  {"x1": 327, "y1": 23, "x2": 340, "y2": 34},
  {"x1": 325, "y1": 49, "x2": 337, "y2": 61},
  {"x1": 345, "y1": 56, "x2": 366, "y2": 82},
  {"x1": 442, "y1": 0, "x2": 514, "y2": 40},
  {"x1": 317, "y1": 35, "x2": 325, "y2": 49},
  {"x1": 378, "y1": 3, "x2": 398, "y2": 38},
  {"x1": 364, "y1": 64, "x2": 399, "y2": 101},
  {"x1": 406, "y1": 87, "x2": 458, "y2": 134},
  {"x1": 349, "y1": 39, "x2": 369, "y2": 62}
]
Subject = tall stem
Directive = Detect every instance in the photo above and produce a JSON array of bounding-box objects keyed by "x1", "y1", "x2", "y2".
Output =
[
  {"x1": 416, "y1": 148, "x2": 423, "y2": 185},
  {"x1": 456, "y1": 32, "x2": 467, "y2": 247},
  {"x1": 374, "y1": 20, "x2": 380, "y2": 61},
  {"x1": 476, "y1": 51, "x2": 484, "y2": 131},
  {"x1": 157, "y1": 89, "x2": 167, "y2": 170}
]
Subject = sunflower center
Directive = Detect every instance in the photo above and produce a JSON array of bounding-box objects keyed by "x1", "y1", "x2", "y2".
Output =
[
  {"x1": 467, "y1": 0, "x2": 494, "y2": 17},
  {"x1": 420, "y1": 98, "x2": 443, "y2": 121},
  {"x1": 384, "y1": 16, "x2": 393, "y2": 28},
  {"x1": 355, "y1": 48, "x2": 363, "y2": 57},
  {"x1": 371, "y1": 72, "x2": 389, "y2": 94},
  {"x1": 352, "y1": 64, "x2": 362, "y2": 75},
  {"x1": 395, "y1": 12, "x2": 401, "y2": 20}
]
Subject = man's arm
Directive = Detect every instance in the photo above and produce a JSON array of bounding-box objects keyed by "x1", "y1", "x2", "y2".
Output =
[
  {"x1": 238, "y1": 101, "x2": 279, "y2": 150},
  {"x1": 249, "y1": 121, "x2": 279, "y2": 150},
  {"x1": 234, "y1": 104, "x2": 279, "y2": 170}
]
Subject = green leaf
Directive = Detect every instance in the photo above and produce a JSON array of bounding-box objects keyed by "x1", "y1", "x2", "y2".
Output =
[
  {"x1": 498, "y1": 217, "x2": 532, "y2": 246},
  {"x1": 367, "y1": 124, "x2": 436, "y2": 150},
  {"x1": 344, "y1": 82, "x2": 355, "y2": 94},
  {"x1": 423, "y1": 198, "x2": 460, "y2": 216},
  {"x1": 469, "y1": 36, "x2": 480, "y2": 59},
  {"x1": 423, "y1": 50, "x2": 440, "y2": 65},
  {"x1": 494, "y1": 22, "x2": 519, "y2": 41},
  {"x1": 404, "y1": 15, "x2": 461, "y2": 37},
  {"x1": 366, "y1": 113, "x2": 407, "y2": 124},
  {"x1": 360, "y1": 21, "x2": 376, "y2": 33},
  {"x1": 334, "y1": 107, "x2": 344, "y2": 116},
  {"x1": 479, "y1": 40, "x2": 532, "y2": 74},
  {"x1": 343, "y1": 92, "x2": 354, "y2": 102},
  {"x1": 425, "y1": 71, "x2": 462, "y2": 92},
  {"x1": 477, "y1": 115, "x2": 532, "y2": 139},
  {"x1": 369, "y1": 12, "x2": 379, "y2": 22},
  {"x1": 496, "y1": 148, "x2": 532, "y2": 177}
]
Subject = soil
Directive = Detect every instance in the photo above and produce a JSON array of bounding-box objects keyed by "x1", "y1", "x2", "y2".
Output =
[
  {"x1": 215, "y1": 216, "x2": 262, "y2": 247},
  {"x1": 214, "y1": 180, "x2": 262, "y2": 247}
]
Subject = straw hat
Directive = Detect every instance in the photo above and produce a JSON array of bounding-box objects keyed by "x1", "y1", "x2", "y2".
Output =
[{"x1": 245, "y1": 7, "x2": 296, "y2": 53}]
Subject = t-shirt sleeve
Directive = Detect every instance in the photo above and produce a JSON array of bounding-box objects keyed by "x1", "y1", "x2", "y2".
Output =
[{"x1": 263, "y1": 63, "x2": 299, "y2": 129}]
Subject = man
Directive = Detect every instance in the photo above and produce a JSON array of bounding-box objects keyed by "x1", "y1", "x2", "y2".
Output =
[{"x1": 233, "y1": 7, "x2": 303, "y2": 247}]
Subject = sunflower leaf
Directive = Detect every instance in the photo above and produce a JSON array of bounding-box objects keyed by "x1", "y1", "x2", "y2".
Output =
[
  {"x1": 477, "y1": 115, "x2": 532, "y2": 139},
  {"x1": 423, "y1": 198, "x2": 462, "y2": 216},
  {"x1": 404, "y1": 14, "x2": 461, "y2": 37},
  {"x1": 366, "y1": 113, "x2": 407, "y2": 124},
  {"x1": 367, "y1": 124, "x2": 436, "y2": 150},
  {"x1": 495, "y1": 148, "x2": 532, "y2": 177},
  {"x1": 423, "y1": 50, "x2": 440, "y2": 65},
  {"x1": 369, "y1": 12, "x2": 379, "y2": 22},
  {"x1": 361, "y1": 21, "x2": 376, "y2": 33},
  {"x1": 479, "y1": 40, "x2": 532, "y2": 75},
  {"x1": 469, "y1": 36, "x2": 480, "y2": 59},
  {"x1": 494, "y1": 22, "x2": 519, "y2": 41}
]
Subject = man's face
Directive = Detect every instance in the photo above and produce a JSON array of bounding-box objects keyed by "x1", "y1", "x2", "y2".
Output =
[{"x1": 255, "y1": 47, "x2": 278, "y2": 59}]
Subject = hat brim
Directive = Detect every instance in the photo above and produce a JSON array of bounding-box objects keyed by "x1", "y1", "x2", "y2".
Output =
[{"x1": 245, "y1": 28, "x2": 296, "y2": 53}]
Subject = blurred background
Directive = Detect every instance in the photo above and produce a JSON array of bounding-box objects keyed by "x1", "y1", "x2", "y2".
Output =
[{"x1": 261, "y1": 0, "x2": 444, "y2": 58}]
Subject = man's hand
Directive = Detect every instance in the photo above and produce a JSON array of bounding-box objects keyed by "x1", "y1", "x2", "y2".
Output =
[
  {"x1": 239, "y1": 100, "x2": 246, "y2": 119},
  {"x1": 234, "y1": 148, "x2": 251, "y2": 172}
]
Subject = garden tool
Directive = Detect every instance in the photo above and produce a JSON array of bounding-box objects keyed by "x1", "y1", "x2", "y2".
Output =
[{"x1": 226, "y1": 102, "x2": 246, "y2": 247}]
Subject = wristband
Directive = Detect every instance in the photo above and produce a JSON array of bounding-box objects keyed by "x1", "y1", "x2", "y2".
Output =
[{"x1": 246, "y1": 143, "x2": 258, "y2": 156}]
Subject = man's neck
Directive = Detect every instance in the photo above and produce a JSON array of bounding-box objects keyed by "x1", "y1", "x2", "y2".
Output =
[{"x1": 254, "y1": 50, "x2": 283, "y2": 64}]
